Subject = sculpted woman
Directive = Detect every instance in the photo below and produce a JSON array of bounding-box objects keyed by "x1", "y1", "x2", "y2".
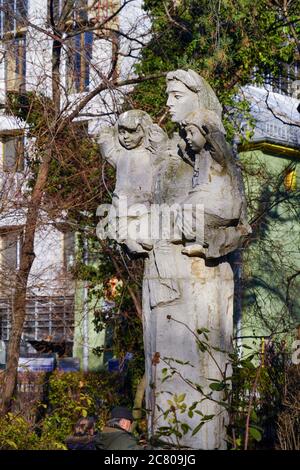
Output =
[
  {"x1": 143, "y1": 70, "x2": 250, "y2": 449},
  {"x1": 97, "y1": 69, "x2": 250, "y2": 449}
]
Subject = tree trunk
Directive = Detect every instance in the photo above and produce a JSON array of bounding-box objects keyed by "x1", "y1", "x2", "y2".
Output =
[
  {"x1": 52, "y1": 38, "x2": 62, "y2": 111},
  {"x1": 0, "y1": 152, "x2": 51, "y2": 414},
  {"x1": 0, "y1": 19, "x2": 62, "y2": 413}
]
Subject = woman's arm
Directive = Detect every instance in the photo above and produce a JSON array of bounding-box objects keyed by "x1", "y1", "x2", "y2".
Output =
[{"x1": 202, "y1": 125, "x2": 230, "y2": 167}]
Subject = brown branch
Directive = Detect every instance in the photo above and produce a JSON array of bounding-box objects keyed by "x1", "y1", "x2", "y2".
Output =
[
  {"x1": 282, "y1": 0, "x2": 300, "y2": 54},
  {"x1": 286, "y1": 270, "x2": 300, "y2": 318},
  {"x1": 99, "y1": 241, "x2": 143, "y2": 320},
  {"x1": 162, "y1": 1, "x2": 189, "y2": 33},
  {"x1": 57, "y1": 73, "x2": 167, "y2": 132}
]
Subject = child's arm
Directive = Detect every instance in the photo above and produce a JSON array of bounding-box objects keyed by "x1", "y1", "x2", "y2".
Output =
[
  {"x1": 202, "y1": 125, "x2": 232, "y2": 167},
  {"x1": 97, "y1": 127, "x2": 119, "y2": 168}
]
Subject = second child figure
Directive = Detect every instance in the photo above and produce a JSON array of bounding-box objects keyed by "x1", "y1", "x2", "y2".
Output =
[{"x1": 98, "y1": 110, "x2": 167, "y2": 254}]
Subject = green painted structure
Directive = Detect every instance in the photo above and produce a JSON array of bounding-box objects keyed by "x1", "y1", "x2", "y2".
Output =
[
  {"x1": 73, "y1": 280, "x2": 107, "y2": 371},
  {"x1": 239, "y1": 148, "x2": 300, "y2": 340},
  {"x1": 237, "y1": 85, "x2": 300, "y2": 349}
]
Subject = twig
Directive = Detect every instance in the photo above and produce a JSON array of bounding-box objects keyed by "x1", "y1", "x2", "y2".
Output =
[{"x1": 244, "y1": 365, "x2": 262, "y2": 450}]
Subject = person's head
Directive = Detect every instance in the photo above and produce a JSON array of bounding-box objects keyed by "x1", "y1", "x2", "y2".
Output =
[
  {"x1": 116, "y1": 110, "x2": 167, "y2": 153},
  {"x1": 117, "y1": 110, "x2": 150, "y2": 150},
  {"x1": 183, "y1": 123, "x2": 206, "y2": 152},
  {"x1": 74, "y1": 417, "x2": 96, "y2": 436},
  {"x1": 182, "y1": 110, "x2": 225, "y2": 152},
  {"x1": 166, "y1": 69, "x2": 222, "y2": 124},
  {"x1": 110, "y1": 406, "x2": 133, "y2": 432}
]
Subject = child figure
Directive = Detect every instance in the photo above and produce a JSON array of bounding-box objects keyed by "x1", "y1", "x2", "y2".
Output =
[
  {"x1": 177, "y1": 109, "x2": 249, "y2": 258},
  {"x1": 98, "y1": 110, "x2": 167, "y2": 254}
]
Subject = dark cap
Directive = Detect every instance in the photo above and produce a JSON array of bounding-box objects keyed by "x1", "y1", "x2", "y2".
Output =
[{"x1": 111, "y1": 406, "x2": 133, "y2": 422}]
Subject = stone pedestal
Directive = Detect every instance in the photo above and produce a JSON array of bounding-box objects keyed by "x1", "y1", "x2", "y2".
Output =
[{"x1": 143, "y1": 243, "x2": 233, "y2": 449}]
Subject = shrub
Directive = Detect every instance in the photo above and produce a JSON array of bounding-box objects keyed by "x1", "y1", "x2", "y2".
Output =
[
  {"x1": 39, "y1": 370, "x2": 124, "y2": 444},
  {"x1": 277, "y1": 365, "x2": 300, "y2": 450},
  {"x1": 0, "y1": 414, "x2": 39, "y2": 450}
]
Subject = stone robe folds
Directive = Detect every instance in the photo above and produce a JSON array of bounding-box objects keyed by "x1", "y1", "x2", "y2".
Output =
[{"x1": 142, "y1": 149, "x2": 233, "y2": 449}]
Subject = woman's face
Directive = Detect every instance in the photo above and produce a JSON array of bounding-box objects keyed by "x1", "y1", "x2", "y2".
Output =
[
  {"x1": 118, "y1": 124, "x2": 144, "y2": 150},
  {"x1": 185, "y1": 124, "x2": 206, "y2": 152},
  {"x1": 166, "y1": 80, "x2": 197, "y2": 123}
]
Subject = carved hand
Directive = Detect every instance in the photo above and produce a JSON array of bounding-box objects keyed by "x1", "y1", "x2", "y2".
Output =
[{"x1": 97, "y1": 126, "x2": 114, "y2": 144}]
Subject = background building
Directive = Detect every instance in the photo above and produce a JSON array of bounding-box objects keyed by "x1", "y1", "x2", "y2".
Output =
[
  {"x1": 0, "y1": 0, "x2": 146, "y2": 370},
  {"x1": 238, "y1": 77, "x2": 300, "y2": 350}
]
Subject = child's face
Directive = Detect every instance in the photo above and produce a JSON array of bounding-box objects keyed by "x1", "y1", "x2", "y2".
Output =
[
  {"x1": 185, "y1": 124, "x2": 206, "y2": 152},
  {"x1": 118, "y1": 124, "x2": 144, "y2": 150}
]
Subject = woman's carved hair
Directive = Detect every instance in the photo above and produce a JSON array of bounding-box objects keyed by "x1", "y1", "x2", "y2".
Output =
[
  {"x1": 166, "y1": 69, "x2": 222, "y2": 119},
  {"x1": 182, "y1": 109, "x2": 225, "y2": 135}
]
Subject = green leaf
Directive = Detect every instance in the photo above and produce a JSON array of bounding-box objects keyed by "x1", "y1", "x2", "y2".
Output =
[
  {"x1": 249, "y1": 427, "x2": 262, "y2": 442},
  {"x1": 6, "y1": 439, "x2": 18, "y2": 449},
  {"x1": 177, "y1": 393, "x2": 186, "y2": 403},
  {"x1": 189, "y1": 402, "x2": 198, "y2": 411},
  {"x1": 162, "y1": 375, "x2": 171, "y2": 383},
  {"x1": 196, "y1": 328, "x2": 210, "y2": 335},
  {"x1": 250, "y1": 410, "x2": 258, "y2": 423},
  {"x1": 192, "y1": 422, "x2": 205, "y2": 436},
  {"x1": 202, "y1": 414, "x2": 215, "y2": 421},
  {"x1": 197, "y1": 341, "x2": 208, "y2": 352},
  {"x1": 209, "y1": 382, "x2": 225, "y2": 391},
  {"x1": 181, "y1": 423, "x2": 191, "y2": 435},
  {"x1": 175, "y1": 359, "x2": 191, "y2": 365}
]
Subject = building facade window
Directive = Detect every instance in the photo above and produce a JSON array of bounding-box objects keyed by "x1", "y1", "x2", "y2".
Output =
[
  {"x1": 1, "y1": 134, "x2": 24, "y2": 171},
  {"x1": 0, "y1": 228, "x2": 22, "y2": 272},
  {"x1": 63, "y1": 231, "x2": 75, "y2": 270},
  {"x1": 91, "y1": 0, "x2": 112, "y2": 23},
  {"x1": 0, "y1": 0, "x2": 27, "y2": 37},
  {"x1": 0, "y1": 296, "x2": 74, "y2": 343},
  {"x1": 5, "y1": 36, "x2": 26, "y2": 93},
  {"x1": 48, "y1": 0, "x2": 88, "y2": 26},
  {"x1": 67, "y1": 31, "x2": 93, "y2": 93},
  {"x1": 252, "y1": 61, "x2": 300, "y2": 98},
  {"x1": 0, "y1": 228, "x2": 22, "y2": 296},
  {"x1": 47, "y1": 0, "x2": 119, "y2": 25},
  {"x1": 74, "y1": 0, "x2": 88, "y2": 24}
]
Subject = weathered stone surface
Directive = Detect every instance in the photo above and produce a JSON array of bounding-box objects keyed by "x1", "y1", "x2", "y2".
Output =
[
  {"x1": 143, "y1": 244, "x2": 233, "y2": 449},
  {"x1": 97, "y1": 69, "x2": 250, "y2": 449}
]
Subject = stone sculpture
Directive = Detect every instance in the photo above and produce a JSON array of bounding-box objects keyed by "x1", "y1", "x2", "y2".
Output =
[
  {"x1": 97, "y1": 69, "x2": 250, "y2": 449},
  {"x1": 98, "y1": 109, "x2": 167, "y2": 253}
]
